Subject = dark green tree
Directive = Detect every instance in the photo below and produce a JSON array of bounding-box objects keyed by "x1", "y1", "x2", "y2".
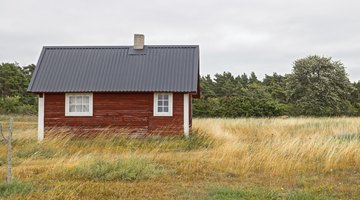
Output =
[
  {"x1": 213, "y1": 72, "x2": 242, "y2": 96},
  {"x1": 200, "y1": 75, "x2": 216, "y2": 98},
  {"x1": 218, "y1": 84, "x2": 286, "y2": 117},
  {"x1": 0, "y1": 63, "x2": 28, "y2": 99},
  {"x1": 20, "y1": 64, "x2": 37, "y2": 105},
  {"x1": 0, "y1": 62, "x2": 36, "y2": 114},
  {"x1": 249, "y1": 72, "x2": 260, "y2": 85},
  {"x1": 287, "y1": 55, "x2": 353, "y2": 116},
  {"x1": 349, "y1": 81, "x2": 360, "y2": 115},
  {"x1": 263, "y1": 73, "x2": 288, "y2": 103},
  {"x1": 239, "y1": 73, "x2": 249, "y2": 87},
  {"x1": 21, "y1": 64, "x2": 36, "y2": 80}
]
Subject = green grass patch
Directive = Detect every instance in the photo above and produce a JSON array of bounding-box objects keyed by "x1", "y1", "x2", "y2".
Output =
[
  {"x1": 206, "y1": 186, "x2": 336, "y2": 200},
  {"x1": 15, "y1": 145, "x2": 57, "y2": 159},
  {"x1": 67, "y1": 158, "x2": 165, "y2": 181},
  {"x1": 286, "y1": 190, "x2": 317, "y2": 200},
  {"x1": 206, "y1": 186, "x2": 280, "y2": 200},
  {"x1": 0, "y1": 180, "x2": 33, "y2": 197}
]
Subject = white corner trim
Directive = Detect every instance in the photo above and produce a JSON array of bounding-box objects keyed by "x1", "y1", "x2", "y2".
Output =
[
  {"x1": 183, "y1": 93, "x2": 189, "y2": 137},
  {"x1": 153, "y1": 93, "x2": 173, "y2": 116},
  {"x1": 38, "y1": 93, "x2": 45, "y2": 142},
  {"x1": 65, "y1": 93, "x2": 93, "y2": 116}
]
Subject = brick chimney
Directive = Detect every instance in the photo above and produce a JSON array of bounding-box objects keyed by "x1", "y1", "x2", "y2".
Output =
[{"x1": 133, "y1": 34, "x2": 145, "y2": 50}]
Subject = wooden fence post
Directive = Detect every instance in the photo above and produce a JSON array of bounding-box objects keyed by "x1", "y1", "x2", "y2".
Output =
[{"x1": 7, "y1": 117, "x2": 13, "y2": 184}]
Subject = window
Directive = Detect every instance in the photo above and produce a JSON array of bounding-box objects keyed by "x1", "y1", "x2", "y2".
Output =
[
  {"x1": 65, "y1": 93, "x2": 93, "y2": 116},
  {"x1": 154, "y1": 93, "x2": 173, "y2": 116}
]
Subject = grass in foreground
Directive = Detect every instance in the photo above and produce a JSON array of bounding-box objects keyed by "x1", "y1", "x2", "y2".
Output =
[
  {"x1": 206, "y1": 186, "x2": 339, "y2": 200},
  {"x1": 207, "y1": 186, "x2": 280, "y2": 200},
  {"x1": 67, "y1": 158, "x2": 165, "y2": 181},
  {"x1": 0, "y1": 117, "x2": 359, "y2": 199},
  {"x1": 0, "y1": 180, "x2": 33, "y2": 197}
]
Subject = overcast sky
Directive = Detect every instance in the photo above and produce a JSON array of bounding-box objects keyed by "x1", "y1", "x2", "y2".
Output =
[{"x1": 1, "y1": 0, "x2": 360, "y2": 81}]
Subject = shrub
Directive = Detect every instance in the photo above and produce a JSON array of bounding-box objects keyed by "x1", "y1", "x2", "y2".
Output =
[
  {"x1": 0, "y1": 96, "x2": 36, "y2": 114},
  {"x1": 68, "y1": 158, "x2": 164, "y2": 181}
]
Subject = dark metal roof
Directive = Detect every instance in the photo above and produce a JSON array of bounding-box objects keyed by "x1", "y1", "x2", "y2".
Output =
[{"x1": 28, "y1": 45, "x2": 199, "y2": 93}]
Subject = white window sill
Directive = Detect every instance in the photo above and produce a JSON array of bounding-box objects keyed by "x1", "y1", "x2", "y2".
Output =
[
  {"x1": 65, "y1": 112, "x2": 93, "y2": 117},
  {"x1": 153, "y1": 112, "x2": 173, "y2": 117}
]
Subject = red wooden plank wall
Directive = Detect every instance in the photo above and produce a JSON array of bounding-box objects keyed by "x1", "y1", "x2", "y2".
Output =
[{"x1": 44, "y1": 92, "x2": 187, "y2": 135}]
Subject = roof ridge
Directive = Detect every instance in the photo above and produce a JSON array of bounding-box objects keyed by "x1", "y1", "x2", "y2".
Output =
[{"x1": 43, "y1": 45, "x2": 199, "y2": 49}]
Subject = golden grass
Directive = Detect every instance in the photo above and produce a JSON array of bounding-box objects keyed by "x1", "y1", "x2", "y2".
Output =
[
  {"x1": 0, "y1": 117, "x2": 359, "y2": 199},
  {"x1": 194, "y1": 118, "x2": 360, "y2": 176}
]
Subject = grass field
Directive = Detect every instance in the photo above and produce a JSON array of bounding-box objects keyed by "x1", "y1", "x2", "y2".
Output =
[{"x1": 0, "y1": 116, "x2": 359, "y2": 199}]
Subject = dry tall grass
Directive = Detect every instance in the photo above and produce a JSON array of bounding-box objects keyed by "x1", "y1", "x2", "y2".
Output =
[
  {"x1": 0, "y1": 116, "x2": 359, "y2": 199},
  {"x1": 193, "y1": 118, "x2": 360, "y2": 176}
]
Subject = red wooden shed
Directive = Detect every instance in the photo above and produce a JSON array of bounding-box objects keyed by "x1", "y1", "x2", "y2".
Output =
[{"x1": 28, "y1": 34, "x2": 200, "y2": 141}]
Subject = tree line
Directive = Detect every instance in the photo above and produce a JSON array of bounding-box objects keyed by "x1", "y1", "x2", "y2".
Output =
[
  {"x1": 193, "y1": 55, "x2": 360, "y2": 117},
  {"x1": 1, "y1": 55, "x2": 360, "y2": 117}
]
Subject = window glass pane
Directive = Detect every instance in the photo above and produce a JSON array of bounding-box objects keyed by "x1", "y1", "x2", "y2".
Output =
[
  {"x1": 164, "y1": 101, "x2": 168, "y2": 106},
  {"x1": 69, "y1": 96, "x2": 75, "y2": 104},
  {"x1": 158, "y1": 100, "x2": 163, "y2": 106},
  {"x1": 83, "y1": 96, "x2": 89, "y2": 104},
  {"x1": 163, "y1": 95, "x2": 169, "y2": 100},
  {"x1": 76, "y1": 96, "x2": 82, "y2": 104},
  {"x1": 83, "y1": 105, "x2": 89, "y2": 112},
  {"x1": 158, "y1": 95, "x2": 163, "y2": 100},
  {"x1": 76, "y1": 105, "x2": 82, "y2": 112},
  {"x1": 69, "y1": 105, "x2": 75, "y2": 112},
  {"x1": 164, "y1": 107, "x2": 169, "y2": 112},
  {"x1": 158, "y1": 107, "x2": 163, "y2": 112}
]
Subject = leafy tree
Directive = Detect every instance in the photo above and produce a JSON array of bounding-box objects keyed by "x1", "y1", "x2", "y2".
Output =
[
  {"x1": 193, "y1": 98, "x2": 221, "y2": 117},
  {"x1": 350, "y1": 81, "x2": 360, "y2": 103},
  {"x1": 348, "y1": 81, "x2": 360, "y2": 115},
  {"x1": 21, "y1": 64, "x2": 36, "y2": 80},
  {"x1": 0, "y1": 63, "x2": 28, "y2": 98},
  {"x1": 200, "y1": 75, "x2": 216, "y2": 98},
  {"x1": 0, "y1": 96, "x2": 36, "y2": 114},
  {"x1": 239, "y1": 73, "x2": 249, "y2": 87},
  {"x1": 213, "y1": 72, "x2": 242, "y2": 96},
  {"x1": 193, "y1": 79, "x2": 287, "y2": 117},
  {"x1": 0, "y1": 62, "x2": 36, "y2": 114},
  {"x1": 20, "y1": 64, "x2": 37, "y2": 105},
  {"x1": 263, "y1": 73, "x2": 287, "y2": 103},
  {"x1": 249, "y1": 72, "x2": 260, "y2": 85},
  {"x1": 287, "y1": 55, "x2": 353, "y2": 116}
]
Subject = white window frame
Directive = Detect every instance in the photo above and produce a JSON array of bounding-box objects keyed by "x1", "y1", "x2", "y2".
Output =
[
  {"x1": 153, "y1": 93, "x2": 173, "y2": 116},
  {"x1": 65, "y1": 93, "x2": 93, "y2": 116}
]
